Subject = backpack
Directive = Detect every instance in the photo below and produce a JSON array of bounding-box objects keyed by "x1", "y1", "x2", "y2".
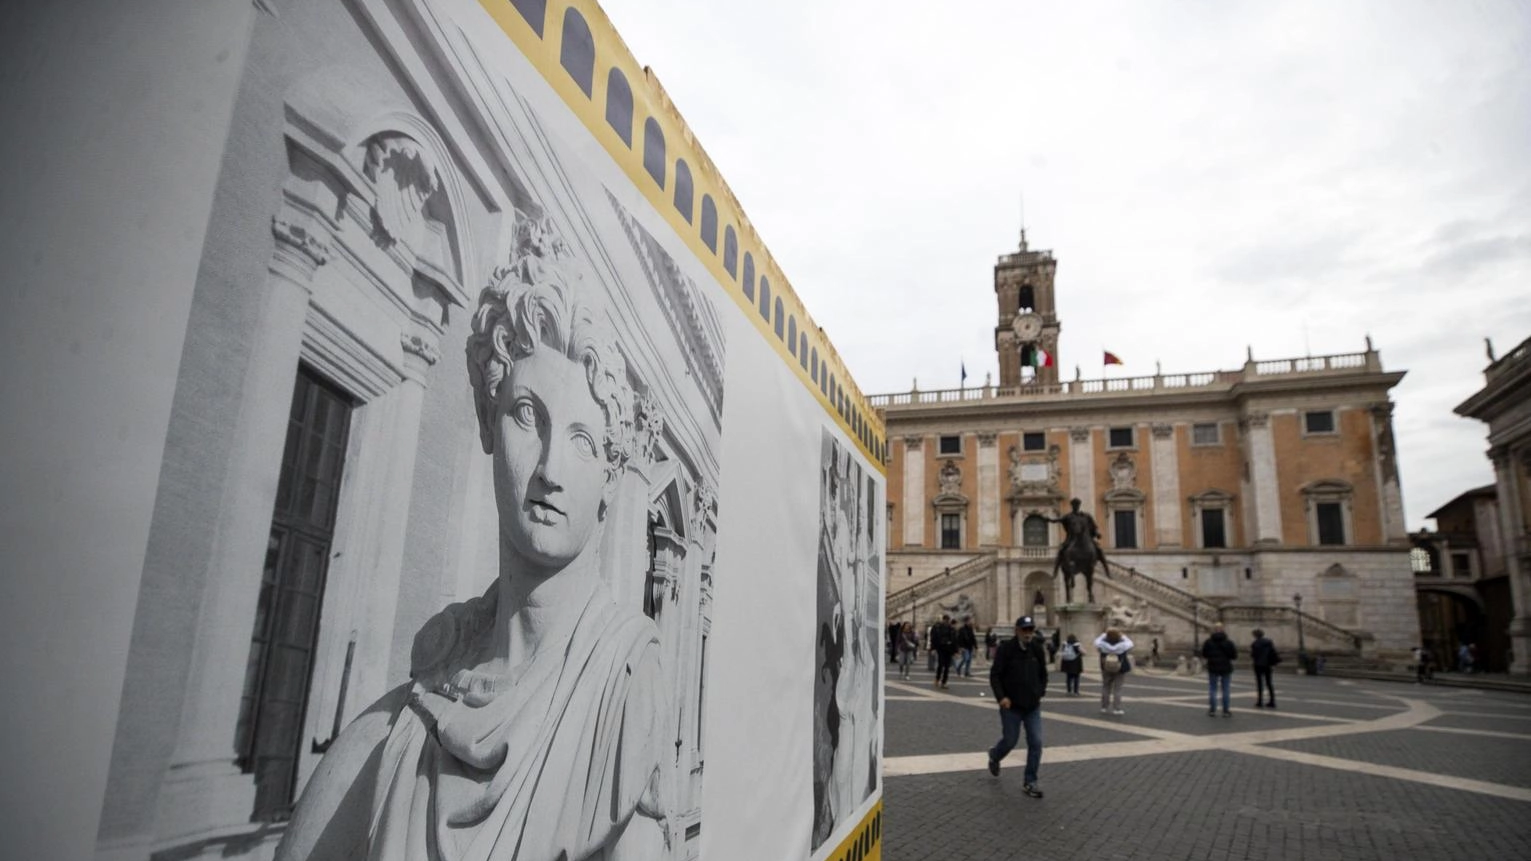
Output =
[
  {"x1": 1060, "y1": 643, "x2": 1081, "y2": 662},
  {"x1": 1101, "y1": 652, "x2": 1122, "y2": 673}
]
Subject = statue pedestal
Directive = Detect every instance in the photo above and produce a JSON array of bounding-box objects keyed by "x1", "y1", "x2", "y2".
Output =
[{"x1": 1054, "y1": 603, "x2": 1105, "y2": 642}]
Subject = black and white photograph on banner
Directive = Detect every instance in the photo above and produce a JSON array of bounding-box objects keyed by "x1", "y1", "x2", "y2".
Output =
[
  {"x1": 812, "y1": 430, "x2": 883, "y2": 850},
  {"x1": 87, "y1": 7, "x2": 727, "y2": 859}
]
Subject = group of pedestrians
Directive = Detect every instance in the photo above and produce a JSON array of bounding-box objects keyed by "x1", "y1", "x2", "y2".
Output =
[{"x1": 984, "y1": 619, "x2": 1288, "y2": 798}]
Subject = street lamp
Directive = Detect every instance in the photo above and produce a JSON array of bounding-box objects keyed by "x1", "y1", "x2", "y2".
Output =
[
  {"x1": 1191, "y1": 597, "x2": 1201, "y2": 655},
  {"x1": 1293, "y1": 592, "x2": 1307, "y2": 671}
]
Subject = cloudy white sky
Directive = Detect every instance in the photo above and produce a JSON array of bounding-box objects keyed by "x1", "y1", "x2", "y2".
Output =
[{"x1": 602, "y1": 0, "x2": 1530, "y2": 529}]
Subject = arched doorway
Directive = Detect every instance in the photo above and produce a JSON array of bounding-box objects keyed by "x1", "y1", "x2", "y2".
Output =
[{"x1": 1417, "y1": 589, "x2": 1493, "y2": 672}]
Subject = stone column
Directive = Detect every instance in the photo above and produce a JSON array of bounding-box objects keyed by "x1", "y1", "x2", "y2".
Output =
[
  {"x1": 154, "y1": 217, "x2": 328, "y2": 836},
  {"x1": 1068, "y1": 427, "x2": 1094, "y2": 509},
  {"x1": 977, "y1": 432, "x2": 1000, "y2": 545},
  {"x1": 1494, "y1": 450, "x2": 1531, "y2": 673},
  {"x1": 1150, "y1": 423, "x2": 1182, "y2": 546},
  {"x1": 903, "y1": 436, "x2": 925, "y2": 546},
  {"x1": 1242, "y1": 412, "x2": 1283, "y2": 544}
]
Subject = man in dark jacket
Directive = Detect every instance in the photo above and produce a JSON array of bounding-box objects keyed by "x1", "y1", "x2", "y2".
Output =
[
  {"x1": 1250, "y1": 628, "x2": 1279, "y2": 708},
  {"x1": 1202, "y1": 623, "x2": 1238, "y2": 717},
  {"x1": 986, "y1": 616, "x2": 1048, "y2": 797},
  {"x1": 956, "y1": 617, "x2": 978, "y2": 677},
  {"x1": 931, "y1": 614, "x2": 957, "y2": 689}
]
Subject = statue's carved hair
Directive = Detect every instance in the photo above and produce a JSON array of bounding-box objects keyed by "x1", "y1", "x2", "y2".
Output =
[{"x1": 466, "y1": 216, "x2": 635, "y2": 479}]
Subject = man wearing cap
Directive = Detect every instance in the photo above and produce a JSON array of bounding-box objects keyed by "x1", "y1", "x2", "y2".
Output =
[{"x1": 986, "y1": 615, "x2": 1049, "y2": 797}]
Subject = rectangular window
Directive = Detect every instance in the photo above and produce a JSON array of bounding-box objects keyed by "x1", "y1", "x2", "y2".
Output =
[
  {"x1": 938, "y1": 435, "x2": 961, "y2": 455},
  {"x1": 1451, "y1": 552, "x2": 1471, "y2": 578},
  {"x1": 940, "y1": 513, "x2": 961, "y2": 549},
  {"x1": 1113, "y1": 509, "x2": 1137, "y2": 549},
  {"x1": 237, "y1": 366, "x2": 353, "y2": 821},
  {"x1": 1201, "y1": 508, "x2": 1227, "y2": 548},
  {"x1": 1304, "y1": 410, "x2": 1336, "y2": 434},
  {"x1": 1316, "y1": 502, "x2": 1345, "y2": 545},
  {"x1": 1191, "y1": 423, "x2": 1220, "y2": 445},
  {"x1": 1108, "y1": 426, "x2": 1134, "y2": 448},
  {"x1": 1022, "y1": 431, "x2": 1046, "y2": 451}
]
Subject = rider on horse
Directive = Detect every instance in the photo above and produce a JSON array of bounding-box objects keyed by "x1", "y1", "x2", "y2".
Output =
[{"x1": 1050, "y1": 498, "x2": 1109, "y2": 577}]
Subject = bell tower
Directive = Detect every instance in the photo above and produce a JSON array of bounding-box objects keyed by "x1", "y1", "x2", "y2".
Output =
[{"x1": 995, "y1": 228, "x2": 1060, "y2": 386}]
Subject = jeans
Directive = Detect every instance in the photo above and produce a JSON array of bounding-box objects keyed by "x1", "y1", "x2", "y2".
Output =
[
  {"x1": 990, "y1": 706, "x2": 1043, "y2": 785},
  {"x1": 1065, "y1": 672, "x2": 1081, "y2": 694},
  {"x1": 956, "y1": 648, "x2": 973, "y2": 677},
  {"x1": 1100, "y1": 672, "x2": 1126, "y2": 710},
  {"x1": 1208, "y1": 672, "x2": 1231, "y2": 713},
  {"x1": 1254, "y1": 666, "x2": 1275, "y2": 704},
  {"x1": 936, "y1": 651, "x2": 953, "y2": 684},
  {"x1": 898, "y1": 650, "x2": 914, "y2": 678}
]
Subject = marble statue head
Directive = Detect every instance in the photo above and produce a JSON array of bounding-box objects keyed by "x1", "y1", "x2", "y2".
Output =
[{"x1": 467, "y1": 216, "x2": 636, "y2": 567}]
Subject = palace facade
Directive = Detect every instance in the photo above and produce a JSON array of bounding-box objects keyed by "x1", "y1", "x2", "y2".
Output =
[{"x1": 875, "y1": 232, "x2": 1421, "y2": 660}]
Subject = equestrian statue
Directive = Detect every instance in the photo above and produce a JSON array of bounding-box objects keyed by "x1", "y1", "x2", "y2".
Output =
[{"x1": 1049, "y1": 498, "x2": 1111, "y2": 603}]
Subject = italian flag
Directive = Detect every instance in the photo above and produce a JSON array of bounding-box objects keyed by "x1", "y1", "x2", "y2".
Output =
[{"x1": 1025, "y1": 346, "x2": 1052, "y2": 368}]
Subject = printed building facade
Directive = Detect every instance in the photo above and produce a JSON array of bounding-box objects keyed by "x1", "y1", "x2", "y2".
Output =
[{"x1": 876, "y1": 232, "x2": 1420, "y2": 659}]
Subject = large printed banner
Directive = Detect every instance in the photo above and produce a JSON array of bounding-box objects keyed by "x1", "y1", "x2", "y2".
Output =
[{"x1": 88, "y1": 1, "x2": 885, "y2": 860}]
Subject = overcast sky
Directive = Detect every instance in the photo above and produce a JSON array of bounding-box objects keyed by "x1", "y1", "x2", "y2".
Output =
[{"x1": 602, "y1": 0, "x2": 1530, "y2": 530}]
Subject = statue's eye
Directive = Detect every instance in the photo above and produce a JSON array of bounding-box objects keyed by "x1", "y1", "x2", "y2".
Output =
[
  {"x1": 512, "y1": 399, "x2": 536, "y2": 428},
  {"x1": 571, "y1": 430, "x2": 597, "y2": 460}
]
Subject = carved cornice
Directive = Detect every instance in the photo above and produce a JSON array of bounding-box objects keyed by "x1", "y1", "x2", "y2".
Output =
[
  {"x1": 272, "y1": 216, "x2": 330, "y2": 270},
  {"x1": 400, "y1": 332, "x2": 440, "y2": 366},
  {"x1": 904, "y1": 436, "x2": 924, "y2": 451},
  {"x1": 1151, "y1": 423, "x2": 1175, "y2": 439},
  {"x1": 1069, "y1": 427, "x2": 1091, "y2": 443},
  {"x1": 1239, "y1": 411, "x2": 1270, "y2": 431}
]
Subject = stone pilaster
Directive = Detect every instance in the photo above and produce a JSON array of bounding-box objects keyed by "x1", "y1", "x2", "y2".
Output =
[
  {"x1": 903, "y1": 436, "x2": 925, "y2": 546},
  {"x1": 1068, "y1": 427, "x2": 1094, "y2": 509},
  {"x1": 1241, "y1": 412, "x2": 1282, "y2": 544},
  {"x1": 1150, "y1": 423, "x2": 1181, "y2": 546},
  {"x1": 1370, "y1": 403, "x2": 1408, "y2": 543},
  {"x1": 977, "y1": 432, "x2": 1000, "y2": 545},
  {"x1": 155, "y1": 215, "x2": 330, "y2": 836},
  {"x1": 1493, "y1": 451, "x2": 1531, "y2": 673}
]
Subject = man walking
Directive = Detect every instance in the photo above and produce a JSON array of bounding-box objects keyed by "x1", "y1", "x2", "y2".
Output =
[
  {"x1": 1250, "y1": 628, "x2": 1279, "y2": 708},
  {"x1": 931, "y1": 614, "x2": 957, "y2": 689},
  {"x1": 1202, "y1": 623, "x2": 1237, "y2": 717},
  {"x1": 986, "y1": 616, "x2": 1048, "y2": 798},
  {"x1": 956, "y1": 616, "x2": 977, "y2": 677}
]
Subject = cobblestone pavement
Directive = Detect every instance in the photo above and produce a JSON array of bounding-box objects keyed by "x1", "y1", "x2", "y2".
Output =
[{"x1": 881, "y1": 663, "x2": 1531, "y2": 860}]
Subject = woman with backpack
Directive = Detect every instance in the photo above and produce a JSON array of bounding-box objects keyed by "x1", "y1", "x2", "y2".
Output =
[
  {"x1": 1059, "y1": 634, "x2": 1085, "y2": 695},
  {"x1": 1094, "y1": 627, "x2": 1134, "y2": 715}
]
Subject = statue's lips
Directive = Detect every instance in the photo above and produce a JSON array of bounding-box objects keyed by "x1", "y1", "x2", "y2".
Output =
[{"x1": 527, "y1": 498, "x2": 566, "y2": 523}]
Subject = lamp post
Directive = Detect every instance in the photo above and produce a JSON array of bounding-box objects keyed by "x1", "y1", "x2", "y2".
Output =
[
  {"x1": 1293, "y1": 592, "x2": 1307, "y2": 672},
  {"x1": 1191, "y1": 597, "x2": 1201, "y2": 655}
]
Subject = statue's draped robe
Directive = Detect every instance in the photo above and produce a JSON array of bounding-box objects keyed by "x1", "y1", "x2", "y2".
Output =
[{"x1": 366, "y1": 580, "x2": 668, "y2": 861}]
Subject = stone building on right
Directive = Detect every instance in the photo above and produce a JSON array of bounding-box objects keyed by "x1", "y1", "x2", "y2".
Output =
[{"x1": 1454, "y1": 335, "x2": 1531, "y2": 674}]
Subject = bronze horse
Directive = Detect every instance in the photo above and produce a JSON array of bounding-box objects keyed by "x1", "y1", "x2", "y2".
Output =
[{"x1": 1053, "y1": 510, "x2": 1111, "y2": 603}]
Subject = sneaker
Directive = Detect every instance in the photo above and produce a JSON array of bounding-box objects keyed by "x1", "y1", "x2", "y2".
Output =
[
  {"x1": 987, "y1": 756, "x2": 999, "y2": 777},
  {"x1": 1222, "y1": 711, "x2": 1232, "y2": 718},
  {"x1": 1112, "y1": 709, "x2": 1126, "y2": 715},
  {"x1": 1023, "y1": 784, "x2": 1044, "y2": 798},
  {"x1": 1208, "y1": 710, "x2": 1217, "y2": 716},
  {"x1": 1100, "y1": 707, "x2": 1110, "y2": 714}
]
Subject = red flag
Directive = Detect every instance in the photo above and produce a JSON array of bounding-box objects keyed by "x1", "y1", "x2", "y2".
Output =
[{"x1": 1103, "y1": 350, "x2": 1124, "y2": 366}]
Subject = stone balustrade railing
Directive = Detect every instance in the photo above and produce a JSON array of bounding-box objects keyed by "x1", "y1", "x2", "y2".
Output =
[{"x1": 868, "y1": 348, "x2": 1382, "y2": 408}]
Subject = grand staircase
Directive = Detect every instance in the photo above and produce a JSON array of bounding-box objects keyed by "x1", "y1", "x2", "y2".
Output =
[{"x1": 884, "y1": 553, "x2": 1368, "y2": 657}]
